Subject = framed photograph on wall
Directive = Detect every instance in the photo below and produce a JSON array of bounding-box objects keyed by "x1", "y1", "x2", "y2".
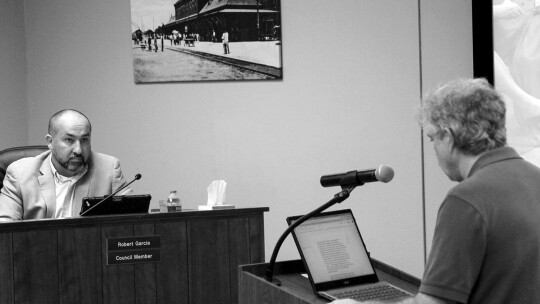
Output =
[
  {"x1": 130, "y1": 0, "x2": 282, "y2": 83},
  {"x1": 473, "y1": 0, "x2": 540, "y2": 166}
]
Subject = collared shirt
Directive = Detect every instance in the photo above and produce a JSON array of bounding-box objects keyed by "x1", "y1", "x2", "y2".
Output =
[
  {"x1": 420, "y1": 147, "x2": 540, "y2": 303},
  {"x1": 49, "y1": 157, "x2": 88, "y2": 218}
]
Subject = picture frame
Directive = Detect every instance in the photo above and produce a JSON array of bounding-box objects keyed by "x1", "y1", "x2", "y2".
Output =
[{"x1": 130, "y1": 0, "x2": 283, "y2": 83}]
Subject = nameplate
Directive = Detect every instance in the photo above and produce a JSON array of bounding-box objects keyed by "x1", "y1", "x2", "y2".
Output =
[
  {"x1": 107, "y1": 248, "x2": 160, "y2": 265},
  {"x1": 107, "y1": 235, "x2": 160, "y2": 250},
  {"x1": 106, "y1": 236, "x2": 160, "y2": 265}
]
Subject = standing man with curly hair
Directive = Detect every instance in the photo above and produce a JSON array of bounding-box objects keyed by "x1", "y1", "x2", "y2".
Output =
[{"x1": 332, "y1": 78, "x2": 540, "y2": 304}]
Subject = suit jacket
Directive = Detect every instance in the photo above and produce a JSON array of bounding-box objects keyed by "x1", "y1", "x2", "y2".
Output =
[{"x1": 0, "y1": 150, "x2": 130, "y2": 221}]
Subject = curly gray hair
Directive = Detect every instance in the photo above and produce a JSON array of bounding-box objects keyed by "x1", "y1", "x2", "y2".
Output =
[{"x1": 419, "y1": 78, "x2": 506, "y2": 155}]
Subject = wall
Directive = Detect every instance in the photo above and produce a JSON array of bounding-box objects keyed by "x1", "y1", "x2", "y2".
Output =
[
  {"x1": 0, "y1": 0, "x2": 29, "y2": 148},
  {"x1": 420, "y1": 0, "x2": 474, "y2": 258},
  {"x1": 2, "y1": 0, "x2": 474, "y2": 278}
]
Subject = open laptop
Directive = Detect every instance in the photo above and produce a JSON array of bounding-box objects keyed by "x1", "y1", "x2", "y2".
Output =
[
  {"x1": 287, "y1": 209, "x2": 412, "y2": 302},
  {"x1": 79, "y1": 194, "x2": 151, "y2": 216}
]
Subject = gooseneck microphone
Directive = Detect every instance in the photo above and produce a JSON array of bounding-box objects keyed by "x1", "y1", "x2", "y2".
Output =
[
  {"x1": 320, "y1": 165, "x2": 394, "y2": 187},
  {"x1": 79, "y1": 173, "x2": 142, "y2": 216},
  {"x1": 265, "y1": 165, "x2": 394, "y2": 284}
]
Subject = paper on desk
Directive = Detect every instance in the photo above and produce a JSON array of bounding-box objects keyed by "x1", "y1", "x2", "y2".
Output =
[{"x1": 207, "y1": 180, "x2": 227, "y2": 205}]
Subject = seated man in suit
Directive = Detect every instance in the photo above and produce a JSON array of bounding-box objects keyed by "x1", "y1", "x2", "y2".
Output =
[{"x1": 0, "y1": 109, "x2": 131, "y2": 221}]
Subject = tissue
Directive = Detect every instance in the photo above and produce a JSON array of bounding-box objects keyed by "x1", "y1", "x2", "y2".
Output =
[
  {"x1": 207, "y1": 180, "x2": 227, "y2": 205},
  {"x1": 199, "y1": 180, "x2": 234, "y2": 210}
]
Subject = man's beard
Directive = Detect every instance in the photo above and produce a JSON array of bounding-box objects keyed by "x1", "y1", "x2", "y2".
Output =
[{"x1": 54, "y1": 153, "x2": 88, "y2": 174}]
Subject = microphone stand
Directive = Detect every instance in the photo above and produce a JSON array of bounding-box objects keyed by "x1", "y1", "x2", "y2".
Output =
[
  {"x1": 265, "y1": 181, "x2": 358, "y2": 285},
  {"x1": 79, "y1": 174, "x2": 140, "y2": 216}
]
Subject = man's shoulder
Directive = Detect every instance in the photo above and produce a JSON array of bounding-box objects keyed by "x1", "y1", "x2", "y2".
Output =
[
  {"x1": 447, "y1": 170, "x2": 496, "y2": 205},
  {"x1": 90, "y1": 152, "x2": 123, "y2": 171},
  {"x1": 447, "y1": 156, "x2": 538, "y2": 209},
  {"x1": 90, "y1": 152, "x2": 120, "y2": 164},
  {"x1": 7, "y1": 150, "x2": 50, "y2": 172},
  {"x1": 88, "y1": 152, "x2": 125, "y2": 181}
]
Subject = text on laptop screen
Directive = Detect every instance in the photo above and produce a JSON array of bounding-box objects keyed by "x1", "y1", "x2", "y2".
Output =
[{"x1": 293, "y1": 212, "x2": 375, "y2": 283}]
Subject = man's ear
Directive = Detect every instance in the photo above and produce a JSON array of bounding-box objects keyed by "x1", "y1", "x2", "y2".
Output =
[
  {"x1": 45, "y1": 134, "x2": 53, "y2": 150},
  {"x1": 443, "y1": 127, "x2": 457, "y2": 151}
]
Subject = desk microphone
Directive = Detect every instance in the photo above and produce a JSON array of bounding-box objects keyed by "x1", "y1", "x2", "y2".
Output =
[
  {"x1": 320, "y1": 165, "x2": 394, "y2": 187},
  {"x1": 79, "y1": 173, "x2": 142, "y2": 216}
]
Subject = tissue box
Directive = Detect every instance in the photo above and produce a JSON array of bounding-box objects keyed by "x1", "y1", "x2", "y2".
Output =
[{"x1": 198, "y1": 204, "x2": 235, "y2": 210}]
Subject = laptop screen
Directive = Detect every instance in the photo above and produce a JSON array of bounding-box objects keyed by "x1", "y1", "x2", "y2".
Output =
[
  {"x1": 287, "y1": 209, "x2": 378, "y2": 289},
  {"x1": 80, "y1": 194, "x2": 151, "y2": 216}
]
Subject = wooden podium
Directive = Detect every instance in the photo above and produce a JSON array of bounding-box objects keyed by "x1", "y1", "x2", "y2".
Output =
[
  {"x1": 239, "y1": 259, "x2": 420, "y2": 304},
  {"x1": 0, "y1": 207, "x2": 268, "y2": 304}
]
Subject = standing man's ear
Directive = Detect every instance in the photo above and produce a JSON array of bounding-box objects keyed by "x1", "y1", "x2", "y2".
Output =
[{"x1": 441, "y1": 127, "x2": 457, "y2": 150}]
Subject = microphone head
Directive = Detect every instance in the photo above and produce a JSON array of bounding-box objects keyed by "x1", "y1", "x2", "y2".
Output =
[
  {"x1": 374, "y1": 165, "x2": 394, "y2": 183},
  {"x1": 135, "y1": 173, "x2": 142, "y2": 180}
]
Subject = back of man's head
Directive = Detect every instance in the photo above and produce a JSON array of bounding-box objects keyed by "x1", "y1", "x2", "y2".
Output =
[{"x1": 419, "y1": 78, "x2": 507, "y2": 155}]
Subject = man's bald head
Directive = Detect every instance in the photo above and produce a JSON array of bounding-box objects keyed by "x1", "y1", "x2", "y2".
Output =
[
  {"x1": 48, "y1": 109, "x2": 92, "y2": 136},
  {"x1": 46, "y1": 109, "x2": 92, "y2": 177}
]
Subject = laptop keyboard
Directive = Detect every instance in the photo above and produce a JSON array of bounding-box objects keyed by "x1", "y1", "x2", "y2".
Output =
[{"x1": 333, "y1": 283, "x2": 410, "y2": 301}]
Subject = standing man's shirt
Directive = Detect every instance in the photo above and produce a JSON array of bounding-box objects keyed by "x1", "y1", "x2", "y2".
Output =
[{"x1": 420, "y1": 147, "x2": 540, "y2": 303}]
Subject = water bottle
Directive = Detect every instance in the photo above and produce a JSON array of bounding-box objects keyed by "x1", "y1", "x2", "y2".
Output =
[{"x1": 167, "y1": 190, "x2": 182, "y2": 212}]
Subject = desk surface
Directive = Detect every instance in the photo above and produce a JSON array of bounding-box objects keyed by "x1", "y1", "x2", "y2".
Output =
[
  {"x1": 0, "y1": 207, "x2": 269, "y2": 232},
  {"x1": 239, "y1": 259, "x2": 420, "y2": 304}
]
